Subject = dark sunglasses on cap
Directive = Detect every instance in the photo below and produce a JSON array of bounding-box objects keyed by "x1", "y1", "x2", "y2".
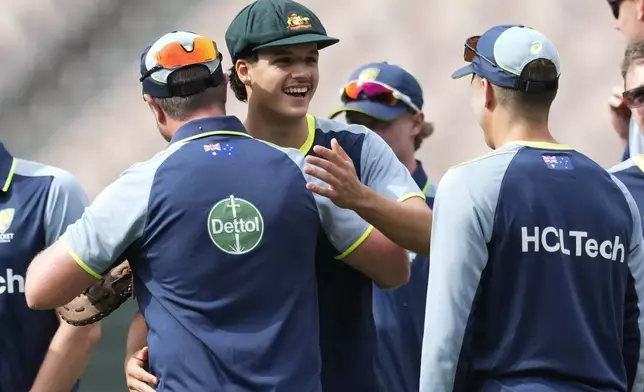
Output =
[
  {"x1": 623, "y1": 85, "x2": 644, "y2": 108},
  {"x1": 341, "y1": 80, "x2": 421, "y2": 113}
]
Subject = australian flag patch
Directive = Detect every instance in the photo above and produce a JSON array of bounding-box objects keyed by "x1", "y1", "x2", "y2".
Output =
[
  {"x1": 541, "y1": 154, "x2": 574, "y2": 170},
  {"x1": 203, "y1": 142, "x2": 237, "y2": 156}
]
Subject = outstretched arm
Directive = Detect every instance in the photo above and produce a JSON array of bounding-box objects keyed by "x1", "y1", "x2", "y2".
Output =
[{"x1": 305, "y1": 135, "x2": 431, "y2": 256}]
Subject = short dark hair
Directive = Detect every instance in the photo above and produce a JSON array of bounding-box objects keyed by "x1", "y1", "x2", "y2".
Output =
[
  {"x1": 493, "y1": 59, "x2": 559, "y2": 122},
  {"x1": 622, "y1": 39, "x2": 644, "y2": 80},
  {"x1": 154, "y1": 65, "x2": 226, "y2": 120},
  {"x1": 228, "y1": 52, "x2": 258, "y2": 103}
]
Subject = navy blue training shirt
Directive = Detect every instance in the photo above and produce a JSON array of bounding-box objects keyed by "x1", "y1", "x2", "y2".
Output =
[
  {"x1": 0, "y1": 142, "x2": 87, "y2": 392},
  {"x1": 60, "y1": 116, "x2": 371, "y2": 392},
  {"x1": 420, "y1": 141, "x2": 644, "y2": 392},
  {"x1": 300, "y1": 115, "x2": 424, "y2": 392},
  {"x1": 373, "y1": 160, "x2": 437, "y2": 392}
]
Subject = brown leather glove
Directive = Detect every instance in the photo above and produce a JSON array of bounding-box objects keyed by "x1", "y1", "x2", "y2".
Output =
[{"x1": 58, "y1": 261, "x2": 133, "y2": 326}]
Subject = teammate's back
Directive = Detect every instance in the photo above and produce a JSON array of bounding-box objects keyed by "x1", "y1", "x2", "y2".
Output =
[
  {"x1": 61, "y1": 117, "x2": 326, "y2": 391},
  {"x1": 130, "y1": 125, "x2": 323, "y2": 391},
  {"x1": 442, "y1": 143, "x2": 644, "y2": 391},
  {"x1": 421, "y1": 24, "x2": 644, "y2": 392}
]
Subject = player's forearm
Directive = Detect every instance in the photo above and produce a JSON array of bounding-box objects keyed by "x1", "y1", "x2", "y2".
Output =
[
  {"x1": 344, "y1": 228, "x2": 409, "y2": 289},
  {"x1": 353, "y1": 185, "x2": 431, "y2": 256},
  {"x1": 125, "y1": 312, "x2": 148, "y2": 366},
  {"x1": 30, "y1": 321, "x2": 101, "y2": 392}
]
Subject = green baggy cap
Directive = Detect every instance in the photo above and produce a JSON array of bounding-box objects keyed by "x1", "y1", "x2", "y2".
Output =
[{"x1": 225, "y1": 0, "x2": 339, "y2": 61}]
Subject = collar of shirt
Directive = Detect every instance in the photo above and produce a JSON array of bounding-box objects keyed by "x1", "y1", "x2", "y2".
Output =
[
  {"x1": 411, "y1": 160, "x2": 430, "y2": 193},
  {"x1": 0, "y1": 143, "x2": 15, "y2": 193},
  {"x1": 169, "y1": 116, "x2": 250, "y2": 145}
]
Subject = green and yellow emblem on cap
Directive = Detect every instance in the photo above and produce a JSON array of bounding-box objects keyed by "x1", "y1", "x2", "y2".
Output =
[{"x1": 287, "y1": 13, "x2": 311, "y2": 30}]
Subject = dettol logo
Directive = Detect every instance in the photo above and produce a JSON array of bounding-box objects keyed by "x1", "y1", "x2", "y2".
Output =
[{"x1": 207, "y1": 195, "x2": 264, "y2": 255}]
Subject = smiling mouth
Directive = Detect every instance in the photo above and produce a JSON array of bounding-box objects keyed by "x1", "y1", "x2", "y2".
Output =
[{"x1": 283, "y1": 86, "x2": 309, "y2": 98}]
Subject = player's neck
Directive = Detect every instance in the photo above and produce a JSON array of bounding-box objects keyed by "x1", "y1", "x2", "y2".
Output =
[
  {"x1": 491, "y1": 116, "x2": 557, "y2": 148},
  {"x1": 164, "y1": 107, "x2": 227, "y2": 141},
  {"x1": 244, "y1": 106, "x2": 309, "y2": 149}
]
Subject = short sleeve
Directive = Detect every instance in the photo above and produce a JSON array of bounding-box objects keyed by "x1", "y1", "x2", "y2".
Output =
[
  {"x1": 270, "y1": 140, "x2": 374, "y2": 259},
  {"x1": 44, "y1": 170, "x2": 89, "y2": 247},
  {"x1": 59, "y1": 162, "x2": 154, "y2": 279},
  {"x1": 314, "y1": 194, "x2": 372, "y2": 259},
  {"x1": 359, "y1": 129, "x2": 424, "y2": 202}
]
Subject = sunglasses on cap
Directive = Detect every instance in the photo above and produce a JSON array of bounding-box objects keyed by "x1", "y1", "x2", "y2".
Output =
[
  {"x1": 623, "y1": 85, "x2": 644, "y2": 108},
  {"x1": 463, "y1": 36, "x2": 498, "y2": 68},
  {"x1": 341, "y1": 80, "x2": 421, "y2": 113},
  {"x1": 140, "y1": 37, "x2": 222, "y2": 82},
  {"x1": 463, "y1": 35, "x2": 558, "y2": 93}
]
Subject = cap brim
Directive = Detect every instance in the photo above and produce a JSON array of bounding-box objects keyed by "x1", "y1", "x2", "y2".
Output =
[
  {"x1": 253, "y1": 33, "x2": 340, "y2": 51},
  {"x1": 329, "y1": 100, "x2": 407, "y2": 121},
  {"x1": 451, "y1": 64, "x2": 474, "y2": 79}
]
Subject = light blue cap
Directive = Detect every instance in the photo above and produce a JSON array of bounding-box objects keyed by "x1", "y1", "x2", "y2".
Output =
[{"x1": 452, "y1": 25, "x2": 561, "y2": 93}]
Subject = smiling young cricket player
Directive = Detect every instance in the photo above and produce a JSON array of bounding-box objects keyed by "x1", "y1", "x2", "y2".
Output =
[
  {"x1": 122, "y1": 2, "x2": 433, "y2": 391},
  {"x1": 223, "y1": 2, "x2": 432, "y2": 390}
]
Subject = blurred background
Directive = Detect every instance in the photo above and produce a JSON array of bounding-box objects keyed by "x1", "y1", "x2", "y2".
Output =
[{"x1": 0, "y1": 0, "x2": 625, "y2": 390}]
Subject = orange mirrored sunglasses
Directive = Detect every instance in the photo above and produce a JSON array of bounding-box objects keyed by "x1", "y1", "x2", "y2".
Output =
[
  {"x1": 464, "y1": 36, "x2": 479, "y2": 62},
  {"x1": 463, "y1": 36, "x2": 497, "y2": 68},
  {"x1": 154, "y1": 37, "x2": 219, "y2": 69}
]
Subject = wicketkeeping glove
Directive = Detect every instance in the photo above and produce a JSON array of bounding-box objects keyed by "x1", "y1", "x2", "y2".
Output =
[{"x1": 58, "y1": 261, "x2": 133, "y2": 326}]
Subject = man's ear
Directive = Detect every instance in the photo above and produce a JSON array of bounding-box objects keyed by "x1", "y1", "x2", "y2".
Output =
[
  {"x1": 482, "y1": 79, "x2": 495, "y2": 110},
  {"x1": 143, "y1": 94, "x2": 166, "y2": 125},
  {"x1": 235, "y1": 59, "x2": 252, "y2": 86},
  {"x1": 409, "y1": 112, "x2": 425, "y2": 136},
  {"x1": 638, "y1": 0, "x2": 644, "y2": 21}
]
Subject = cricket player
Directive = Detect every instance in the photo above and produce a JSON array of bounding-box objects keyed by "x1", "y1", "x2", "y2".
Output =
[
  {"x1": 0, "y1": 141, "x2": 101, "y2": 391},
  {"x1": 125, "y1": 2, "x2": 432, "y2": 391},
  {"x1": 330, "y1": 61, "x2": 437, "y2": 392},
  {"x1": 25, "y1": 31, "x2": 372, "y2": 392},
  {"x1": 607, "y1": 0, "x2": 644, "y2": 160},
  {"x1": 420, "y1": 24, "x2": 644, "y2": 392},
  {"x1": 612, "y1": 40, "x2": 644, "y2": 221},
  {"x1": 226, "y1": 2, "x2": 431, "y2": 391}
]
